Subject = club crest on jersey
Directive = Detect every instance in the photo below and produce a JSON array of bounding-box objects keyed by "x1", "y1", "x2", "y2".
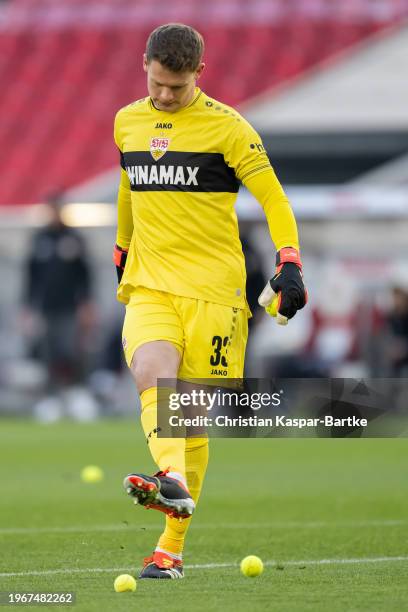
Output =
[{"x1": 150, "y1": 137, "x2": 170, "y2": 161}]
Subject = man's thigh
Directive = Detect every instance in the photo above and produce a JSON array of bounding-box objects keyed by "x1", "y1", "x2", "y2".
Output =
[
  {"x1": 122, "y1": 287, "x2": 184, "y2": 368},
  {"x1": 177, "y1": 298, "x2": 248, "y2": 380}
]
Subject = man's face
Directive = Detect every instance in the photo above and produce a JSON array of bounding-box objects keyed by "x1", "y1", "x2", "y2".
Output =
[{"x1": 144, "y1": 57, "x2": 204, "y2": 113}]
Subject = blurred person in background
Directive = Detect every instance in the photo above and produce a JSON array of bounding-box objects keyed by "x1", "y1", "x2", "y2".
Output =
[
  {"x1": 240, "y1": 231, "x2": 266, "y2": 377},
  {"x1": 385, "y1": 285, "x2": 408, "y2": 377},
  {"x1": 21, "y1": 193, "x2": 95, "y2": 392},
  {"x1": 240, "y1": 232, "x2": 266, "y2": 333}
]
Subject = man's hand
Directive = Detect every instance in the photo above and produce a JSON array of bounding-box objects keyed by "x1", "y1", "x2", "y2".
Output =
[
  {"x1": 258, "y1": 247, "x2": 307, "y2": 325},
  {"x1": 113, "y1": 244, "x2": 128, "y2": 283}
]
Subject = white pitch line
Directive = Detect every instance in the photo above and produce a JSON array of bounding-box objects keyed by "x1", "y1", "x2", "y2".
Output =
[
  {"x1": 0, "y1": 519, "x2": 406, "y2": 536},
  {"x1": 188, "y1": 556, "x2": 408, "y2": 569},
  {"x1": 1, "y1": 556, "x2": 408, "y2": 578}
]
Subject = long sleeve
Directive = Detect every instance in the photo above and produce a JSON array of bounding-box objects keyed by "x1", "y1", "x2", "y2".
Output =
[
  {"x1": 115, "y1": 167, "x2": 133, "y2": 250},
  {"x1": 243, "y1": 168, "x2": 299, "y2": 251},
  {"x1": 114, "y1": 110, "x2": 133, "y2": 250}
]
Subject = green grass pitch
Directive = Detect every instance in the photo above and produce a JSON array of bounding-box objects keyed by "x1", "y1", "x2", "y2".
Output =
[{"x1": 1, "y1": 420, "x2": 408, "y2": 611}]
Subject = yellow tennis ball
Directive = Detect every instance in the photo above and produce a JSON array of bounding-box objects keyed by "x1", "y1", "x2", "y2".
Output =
[
  {"x1": 114, "y1": 574, "x2": 137, "y2": 593},
  {"x1": 240, "y1": 555, "x2": 264, "y2": 577},
  {"x1": 80, "y1": 465, "x2": 104, "y2": 483},
  {"x1": 265, "y1": 295, "x2": 279, "y2": 317}
]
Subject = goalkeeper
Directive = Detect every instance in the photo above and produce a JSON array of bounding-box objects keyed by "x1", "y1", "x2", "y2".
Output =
[{"x1": 113, "y1": 23, "x2": 307, "y2": 580}]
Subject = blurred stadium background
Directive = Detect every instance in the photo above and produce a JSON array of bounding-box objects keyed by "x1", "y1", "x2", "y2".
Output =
[{"x1": 1, "y1": 0, "x2": 408, "y2": 420}]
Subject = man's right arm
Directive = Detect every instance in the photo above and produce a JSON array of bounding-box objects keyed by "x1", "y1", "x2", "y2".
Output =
[
  {"x1": 113, "y1": 168, "x2": 133, "y2": 282},
  {"x1": 113, "y1": 110, "x2": 133, "y2": 283}
]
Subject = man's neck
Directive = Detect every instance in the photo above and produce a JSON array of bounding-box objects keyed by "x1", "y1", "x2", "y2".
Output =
[{"x1": 151, "y1": 87, "x2": 198, "y2": 113}]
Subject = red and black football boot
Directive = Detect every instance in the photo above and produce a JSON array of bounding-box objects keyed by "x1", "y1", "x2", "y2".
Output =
[
  {"x1": 123, "y1": 469, "x2": 195, "y2": 519},
  {"x1": 139, "y1": 551, "x2": 184, "y2": 579}
]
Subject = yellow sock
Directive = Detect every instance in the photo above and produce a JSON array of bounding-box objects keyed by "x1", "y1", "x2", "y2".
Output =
[
  {"x1": 157, "y1": 436, "x2": 209, "y2": 557},
  {"x1": 140, "y1": 386, "x2": 186, "y2": 477}
]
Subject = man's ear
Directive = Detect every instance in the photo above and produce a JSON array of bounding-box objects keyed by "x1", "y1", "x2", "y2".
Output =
[
  {"x1": 143, "y1": 53, "x2": 148, "y2": 73},
  {"x1": 195, "y1": 62, "x2": 205, "y2": 80}
]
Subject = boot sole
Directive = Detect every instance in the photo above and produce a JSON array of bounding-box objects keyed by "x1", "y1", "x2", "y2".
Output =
[{"x1": 123, "y1": 474, "x2": 195, "y2": 519}]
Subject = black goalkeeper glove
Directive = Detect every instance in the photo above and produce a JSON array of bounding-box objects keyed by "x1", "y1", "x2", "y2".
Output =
[
  {"x1": 258, "y1": 247, "x2": 307, "y2": 325},
  {"x1": 113, "y1": 244, "x2": 128, "y2": 283}
]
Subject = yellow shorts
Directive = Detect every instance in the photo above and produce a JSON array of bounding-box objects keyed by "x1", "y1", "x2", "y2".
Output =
[{"x1": 122, "y1": 286, "x2": 248, "y2": 380}]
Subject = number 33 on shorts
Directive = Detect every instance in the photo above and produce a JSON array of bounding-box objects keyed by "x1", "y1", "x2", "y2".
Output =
[
  {"x1": 122, "y1": 288, "x2": 249, "y2": 380},
  {"x1": 182, "y1": 304, "x2": 248, "y2": 380}
]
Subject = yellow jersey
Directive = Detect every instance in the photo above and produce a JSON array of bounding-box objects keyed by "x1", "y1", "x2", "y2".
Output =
[{"x1": 114, "y1": 87, "x2": 294, "y2": 310}]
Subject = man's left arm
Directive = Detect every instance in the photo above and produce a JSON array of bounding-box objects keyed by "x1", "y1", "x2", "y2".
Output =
[
  {"x1": 224, "y1": 117, "x2": 307, "y2": 324},
  {"x1": 244, "y1": 170, "x2": 307, "y2": 325}
]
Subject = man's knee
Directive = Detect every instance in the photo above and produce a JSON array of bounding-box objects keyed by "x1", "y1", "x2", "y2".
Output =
[
  {"x1": 132, "y1": 360, "x2": 161, "y2": 393},
  {"x1": 130, "y1": 341, "x2": 181, "y2": 394}
]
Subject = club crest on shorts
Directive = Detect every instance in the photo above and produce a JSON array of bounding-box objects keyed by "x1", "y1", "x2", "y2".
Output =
[{"x1": 150, "y1": 137, "x2": 170, "y2": 161}]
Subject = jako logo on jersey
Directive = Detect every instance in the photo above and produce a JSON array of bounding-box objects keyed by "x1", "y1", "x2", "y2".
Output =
[
  {"x1": 150, "y1": 137, "x2": 170, "y2": 161},
  {"x1": 125, "y1": 165, "x2": 199, "y2": 186},
  {"x1": 155, "y1": 122, "x2": 172, "y2": 129}
]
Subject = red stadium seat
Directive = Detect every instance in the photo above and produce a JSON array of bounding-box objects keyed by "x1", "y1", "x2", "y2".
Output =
[{"x1": 0, "y1": 9, "x2": 402, "y2": 204}]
